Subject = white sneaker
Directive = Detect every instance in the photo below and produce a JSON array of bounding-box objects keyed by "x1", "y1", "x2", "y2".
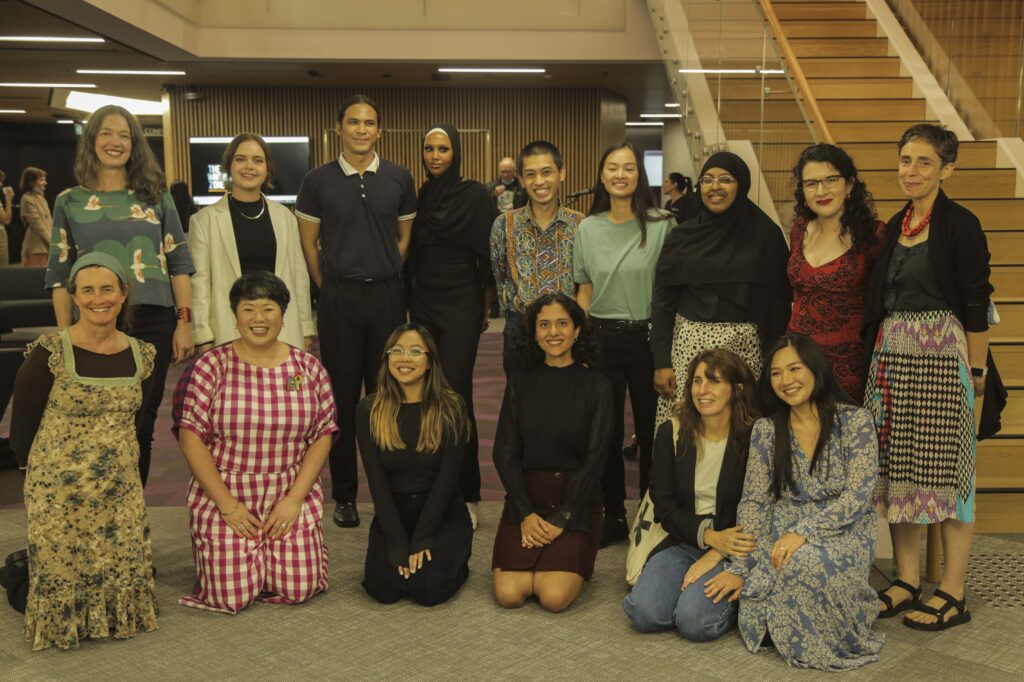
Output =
[{"x1": 466, "y1": 502, "x2": 479, "y2": 530}]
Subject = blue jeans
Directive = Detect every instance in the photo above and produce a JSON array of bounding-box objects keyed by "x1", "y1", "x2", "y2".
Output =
[{"x1": 622, "y1": 543, "x2": 737, "y2": 642}]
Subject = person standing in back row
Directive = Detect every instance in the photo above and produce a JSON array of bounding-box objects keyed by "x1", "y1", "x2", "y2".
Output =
[{"x1": 296, "y1": 94, "x2": 418, "y2": 529}]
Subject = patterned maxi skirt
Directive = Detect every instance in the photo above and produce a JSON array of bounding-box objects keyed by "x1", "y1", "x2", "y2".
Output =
[
  {"x1": 655, "y1": 315, "x2": 764, "y2": 427},
  {"x1": 865, "y1": 310, "x2": 976, "y2": 524}
]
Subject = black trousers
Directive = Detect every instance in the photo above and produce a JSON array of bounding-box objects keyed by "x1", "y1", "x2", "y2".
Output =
[
  {"x1": 129, "y1": 304, "x2": 176, "y2": 487},
  {"x1": 318, "y1": 276, "x2": 406, "y2": 504},
  {"x1": 589, "y1": 323, "x2": 657, "y2": 520},
  {"x1": 362, "y1": 491, "x2": 472, "y2": 606},
  {"x1": 410, "y1": 283, "x2": 483, "y2": 502}
]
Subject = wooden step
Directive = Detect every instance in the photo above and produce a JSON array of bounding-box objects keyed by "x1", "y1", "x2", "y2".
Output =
[
  {"x1": 976, "y1": 492, "x2": 1024, "y2": 533},
  {"x1": 773, "y1": 3, "x2": 868, "y2": 20},
  {"x1": 818, "y1": 99, "x2": 926, "y2": 121},
  {"x1": 992, "y1": 344, "x2": 1024, "y2": 386},
  {"x1": 844, "y1": 141, "x2": 998, "y2": 170},
  {"x1": 857, "y1": 169, "x2": 1017, "y2": 199},
  {"x1": 781, "y1": 20, "x2": 879, "y2": 38},
  {"x1": 991, "y1": 301, "x2": 1024, "y2": 339},
  {"x1": 831, "y1": 121, "x2": 940, "y2": 143},
  {"x1": 872, "y1": 199, "x2": 1024, "y2": 230},
  {"x1": 992, "y1": 268, "x2": 1024, "y2": 299},
  {"x1": 790, "y1": 38, "x2": 890, "y2": 59},
  {"x1": 807, "y1": 78, "x2": 914, "y2": 99},
  {"x1": 986, "y1": 232, "x2": 1024, "y2": 266},
  {"x1": 998, "y1": 388, "x2": 1024, "y2": 436},
  {"x1": 798, "y1": 57, "x2": 902, "y2": 78},
  {"x1": 977, "y1": 439, "x2": 1024, "y2": 488}
]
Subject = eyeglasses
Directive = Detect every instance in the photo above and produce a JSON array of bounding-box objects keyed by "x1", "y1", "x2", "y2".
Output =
[
  {"x1": 386, "y1": 346, "x2": 428, "y2": 360},
  {"x1": 801, "y1": 175, "x2": 844, "y2": 192},
  {"x1": 699, "y1": 174, "x2": 735, "y2": 187}
]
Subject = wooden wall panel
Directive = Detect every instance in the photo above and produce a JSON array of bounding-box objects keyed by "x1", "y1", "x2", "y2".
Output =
[{"x1": 166, "y1": 85, "x2": 610, "y2": 209}]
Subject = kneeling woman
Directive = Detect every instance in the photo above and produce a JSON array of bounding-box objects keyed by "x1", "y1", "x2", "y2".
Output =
[
  {"x1": 622, "y1": 348, "x2": 759, "y2": 641},
  {"x1": 492, "y1": 293, "x2": 612, "y2": 612},
  {"x1": 175, "y1": 272, "x2": 338, "y2": 613},
  {"x1": 356, "y1": 323, "x2": 473, "y2": 606},
  {"x1": 718, "y1": 334, "x2": 883, "y2": 670}
]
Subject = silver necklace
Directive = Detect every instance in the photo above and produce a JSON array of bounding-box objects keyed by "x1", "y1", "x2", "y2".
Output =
[{"x1": 229, "y1": 193, "x2": 266, "y2": 220}]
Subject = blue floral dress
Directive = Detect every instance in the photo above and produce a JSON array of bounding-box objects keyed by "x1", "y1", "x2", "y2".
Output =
[{"x1": 725, "y1": 406, "x2": 884, "y2": 670}]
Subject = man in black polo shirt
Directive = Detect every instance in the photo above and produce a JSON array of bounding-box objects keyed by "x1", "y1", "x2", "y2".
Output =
[{"x1": 296, "y1": 94, "x2": 416, "y2": 528}]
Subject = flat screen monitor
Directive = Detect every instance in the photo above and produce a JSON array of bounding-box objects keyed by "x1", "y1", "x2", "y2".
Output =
[{"x1": 188, "y1": 136, "x2": 310, "y2": 205}]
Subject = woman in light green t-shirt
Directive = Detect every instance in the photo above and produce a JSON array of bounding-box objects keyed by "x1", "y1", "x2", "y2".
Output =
[{"x1": 572, "y1": 142, "x2": 675, "y2": 548}]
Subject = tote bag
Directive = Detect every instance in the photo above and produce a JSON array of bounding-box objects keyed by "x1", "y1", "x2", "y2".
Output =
[{"x1": 624, "y1": 418, "x2": 677, "y2": 585}]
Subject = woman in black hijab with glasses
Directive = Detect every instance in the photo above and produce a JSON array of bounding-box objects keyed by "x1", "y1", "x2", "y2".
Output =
[
  {"x1": 651, "y1": 151, "x2": 791, "y2": 427},
  {"x1": 409, "y1": 124, "x2": 498, "y2": 529}
]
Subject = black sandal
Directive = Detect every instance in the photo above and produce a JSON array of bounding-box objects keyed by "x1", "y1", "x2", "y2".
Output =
[
  {"x1": 877, "y1": 578, "x2": 921, "y2": 619},
  {"x1": 903, "y1": 588, "x2": 971, "y2": 631}
]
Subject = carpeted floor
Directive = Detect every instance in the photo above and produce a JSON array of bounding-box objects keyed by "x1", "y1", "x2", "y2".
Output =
[{"x1": 1, "y1": 505, "x2": 1022, "y2": 681}]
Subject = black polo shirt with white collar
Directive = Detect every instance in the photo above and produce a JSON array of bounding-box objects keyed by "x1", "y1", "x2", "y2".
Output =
[{"x1": 295, "y1": 152, "x2": 417, "y2": 280}]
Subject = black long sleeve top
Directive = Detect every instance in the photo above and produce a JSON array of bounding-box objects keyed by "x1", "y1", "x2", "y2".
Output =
[
  {"x1": 355, "y1": 396, "x2": 465, "y2": 567},
  {"x1": 11, "y1": 344, "x2": 152, "y2": 467},
  {"x1": 648, "y1": 420, "x2": 749, "y2": 549},
  {"x1": 491, "y1": 363, "x2": 612, "y2": 531}
]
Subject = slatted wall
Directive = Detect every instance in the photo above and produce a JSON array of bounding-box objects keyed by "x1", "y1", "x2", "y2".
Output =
[{"x1": 165, "y1": 85, "x2": 608, "y2": 208}]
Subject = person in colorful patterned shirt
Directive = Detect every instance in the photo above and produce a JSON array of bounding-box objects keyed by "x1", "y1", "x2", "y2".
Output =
[
  {"x1": 44, "y1": 104, "x2": 195, "y2": 487},
  {"x1": 489, "y1": 140, "x2": 583, "y2": 375},
  {"x1": 174, "y1": 272, "x2": 338, "y2": 614}
]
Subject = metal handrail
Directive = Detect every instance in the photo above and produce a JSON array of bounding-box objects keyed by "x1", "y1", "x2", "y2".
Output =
[{"x1": 758, "y1": 0, "x2": 836, "y2": 145}]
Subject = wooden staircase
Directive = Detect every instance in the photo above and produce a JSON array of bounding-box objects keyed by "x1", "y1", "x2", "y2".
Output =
[{"x1": 737, "y1": 0, "x2": 1024, "y2": 532}]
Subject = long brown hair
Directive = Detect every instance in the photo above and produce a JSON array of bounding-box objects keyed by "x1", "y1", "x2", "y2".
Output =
[
  {"x1": 74, "y1": 104, "x2": 166, "y2": 205},
  {"x1": 369, "y1": 323, "x2": 469, "y2": 453},
  {"x1": 673, "y1": 348, "x2": 760, "y2": 448}
]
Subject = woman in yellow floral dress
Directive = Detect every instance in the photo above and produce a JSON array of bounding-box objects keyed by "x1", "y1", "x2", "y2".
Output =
[{"x1": 11, "y1": 252, "x2": 158, "y2": 650}]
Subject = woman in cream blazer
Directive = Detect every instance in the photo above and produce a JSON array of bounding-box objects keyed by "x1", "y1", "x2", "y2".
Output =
[{"x1": 189, "y1": 134, "x2": 315, "y2": 351}]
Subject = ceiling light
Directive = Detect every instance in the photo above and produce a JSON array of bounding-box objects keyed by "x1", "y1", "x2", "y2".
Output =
[
  {"x1": 0, "y1": 36, "x2": 104, "y2": 43},
  {"x1": 625, "y1": 122, "x2": 664, "y2": 127},
  {"x1": 665, "y1": 103, "x2": 680, "y2": 108},
  {"x1": 189, "y1": 136, "x2": 308, "y2": 144},
  {"x1": 0, "y1": 109, "x2": 27, "y2": 114},
  {"x1": 77, "y1": 69, "x2": 187, "y2": 76},
  {"x1": 640, "y1": 114, "x2": 683, "y2": 119},
  {"x1": 438, "y1": 68, "x2": 545, "y2": 74},
  {"x1": 64, "y1": 90, "x2": 167, "y2": 116},
  {"x1": 678, "y1": 68, "x2": 784, "y2": 74},
  {"x1": 57, "y1": 120, "x2": 76, "y2": 124},
  {"x1": 0, "y1": 82, "x2": 96, "y2": 88}
]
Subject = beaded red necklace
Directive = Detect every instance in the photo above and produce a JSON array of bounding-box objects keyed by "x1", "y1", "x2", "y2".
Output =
[{"x1": 901, "y1": 204, "x2": 933, "y2": 239}]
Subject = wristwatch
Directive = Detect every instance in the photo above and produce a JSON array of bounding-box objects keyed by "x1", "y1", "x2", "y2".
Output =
[{"x1": 971, "y1": 366, "x2": 987, "y2": 378}]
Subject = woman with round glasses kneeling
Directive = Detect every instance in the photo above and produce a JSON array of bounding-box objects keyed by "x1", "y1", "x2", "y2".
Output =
[
  {"x1": 491, "y1": 293, "x2": 612, "y2": 612},
  {"x1": 174, "y1": 271, "x2": 337, "y2": 613},
  {"x1": 622, "y1": 349, "x2": 759, "y2": 641},
  {"x1": 720, "y1": 333, "x2": 883, "y2": 670},
  {"x1": 652, "y1": 152, "x2": 791, "y2": 429},
  {"x1": 356, "y1": 323, "x2": 473, "y2": 606}
]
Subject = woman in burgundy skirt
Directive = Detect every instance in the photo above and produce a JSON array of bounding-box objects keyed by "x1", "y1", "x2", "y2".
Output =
[{"x1": 491, "y1": 293, "x2": 612, "y2": 612}]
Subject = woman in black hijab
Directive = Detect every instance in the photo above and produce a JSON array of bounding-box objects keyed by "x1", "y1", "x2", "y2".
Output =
[
  {"x1": 651, "y1": 151, "x2": 791, "y2": 426},
  {"x1": 409, "y1": 124, "x2": 497, "y2": 529}
]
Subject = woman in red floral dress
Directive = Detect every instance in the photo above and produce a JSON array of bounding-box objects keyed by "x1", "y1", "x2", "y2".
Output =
[{"x1": 787, "y1": 144, "x2": 883, "y2": 402}]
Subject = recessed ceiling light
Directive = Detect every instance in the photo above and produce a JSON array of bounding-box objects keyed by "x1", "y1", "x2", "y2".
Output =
[
  {"x1": 76, "y1": 69, "x2": 187, "y2": 76},
  {"x1": 438, "y1": 68, "x2": 545, "y2": 74},
  {"x1": 640, "y1": 114, "x2": 683, "y2": 119},
  {"x1": 189, "y1": 136, "x2": 309, "y2": 144},
  {"x1": 0, "y1": 82, "x2": 97, "y2": 88},
  {"x1": 665, "y1": 103, "x2": 680, "y2": 108},
  {"x1": 57, "y1": 120, "x2": 76, "y2": 124},
  {"x1": 0, "y1": 35, "x2": 104, "y2": 43},
  {"x1": 678, "y1": 68, "x2": 784, "y2": 74},
  {"x1": 63, "y1": 90, "x2": 167, "y2": 116},
  {"x1": 0, "y1": 109, "x2": 27, "y2": 114},
  {"x1": 625, "y1": 122, "x2": 664, "y2": 127}
]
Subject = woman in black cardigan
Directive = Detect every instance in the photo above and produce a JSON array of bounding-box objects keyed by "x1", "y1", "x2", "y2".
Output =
[
  {"x1": 622, "y1": 348, "x2": 759, "y2": 641},
  {"x1": 865, "y1": 124, "x2": 1004, "y2": 632}
]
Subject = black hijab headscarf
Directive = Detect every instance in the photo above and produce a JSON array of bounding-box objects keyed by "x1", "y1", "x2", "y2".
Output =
[{"x1": 656, "y1": 151, "x2": 791, "y2": 350}]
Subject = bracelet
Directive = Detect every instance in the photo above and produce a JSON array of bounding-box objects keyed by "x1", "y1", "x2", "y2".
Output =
[
  {"x1": 177, "y1": 306, "x2": 192, "y2": 322},
  {"x1": 219, "y1": 501, "x2": 239, "y2": 517}
]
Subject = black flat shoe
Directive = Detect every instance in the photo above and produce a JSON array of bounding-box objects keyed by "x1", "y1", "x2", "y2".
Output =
[
  {"x1": 333, "y1": 502, "x2": 360, "y2": 528},
  {"x1": 599, "y1": 517, "x2": 628, "y2": 549},
  {"x1": 903, "y1": 588, "x2": 971, "y2": 631},
  {"x1": 878, "y1": 578, "x2": 921, "y2": 619}
]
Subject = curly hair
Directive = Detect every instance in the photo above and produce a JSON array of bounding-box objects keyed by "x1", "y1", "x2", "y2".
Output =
[
  {"x1": 792, "y1": 144, "x2": 878, "y2": 252},
  {"x1": 74, "y1": 105, "x2": 166, "y2": 206},
  {"x1": 510, "y1": 293, "x2": 598, "y2": 371}
]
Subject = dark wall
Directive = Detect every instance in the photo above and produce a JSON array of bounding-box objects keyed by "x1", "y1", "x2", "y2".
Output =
[{"x1": 0, "y1": 123, "x2": 79, "y2": 203}]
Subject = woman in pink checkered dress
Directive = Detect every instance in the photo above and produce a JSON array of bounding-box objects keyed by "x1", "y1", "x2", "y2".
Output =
[{"x1": 175, "y1": 272, "x2": 338, "y2": 613}]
